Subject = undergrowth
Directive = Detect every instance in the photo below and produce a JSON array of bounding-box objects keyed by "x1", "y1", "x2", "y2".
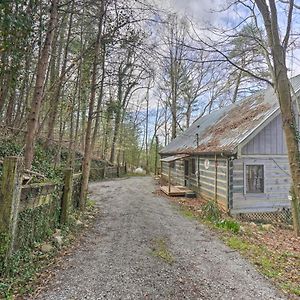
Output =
[
  {"x1": 0, "y1": 139, "x2": 66, "y2": 182},
  {"x1": 202, "y1": 200, "x2": 221, "y2": 222},
  {"x1": 0, "y1": 138, "x2": 105, "y2": 298},
  {"x1": 0, "y1": 247, "x2": 55, "y2": 298},
  {"x1": 0, "y1": 195, "x2": 61, "y2": 299},
  {"x1": 0, "y1": 206, "x2": 96, "y2": 299},
  {"x1": 215, "y1": 219, "x2": 240, "y2": 233}
]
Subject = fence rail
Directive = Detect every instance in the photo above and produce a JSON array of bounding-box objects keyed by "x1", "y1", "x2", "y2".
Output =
[
  {"x1": 89, "y1": 165, "x2": 126, "y2": 181},
  {"x1": 0, "y1": 156, "x2": 126, "y2": 258}
]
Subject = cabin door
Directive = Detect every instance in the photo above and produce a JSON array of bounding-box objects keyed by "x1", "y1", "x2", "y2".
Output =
[{"x1": 184, "y1": 160, "x2": 189, "y2": 186}]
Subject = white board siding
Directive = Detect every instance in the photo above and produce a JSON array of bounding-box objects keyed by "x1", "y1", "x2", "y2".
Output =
[
  {"x1": 242, "y1": 114, "x2": 287, "y2": 155},
  {"x1": 231, "y1": 157, "x2": 291, "y2": 213}
]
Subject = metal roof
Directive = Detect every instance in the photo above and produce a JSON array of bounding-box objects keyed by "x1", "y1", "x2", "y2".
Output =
[{"x1": 160, "y1": 75, "x2": 300, "y2": 156}]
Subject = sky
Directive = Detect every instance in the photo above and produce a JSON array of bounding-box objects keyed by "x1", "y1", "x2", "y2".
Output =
[
  {"x1": 156, "y1": 0, "x2": 300, "y2": 75},
  {"x1": 154, "y1": 0, "x2": 220, "y2": 24},
  {"x1": 159, "y1": 0, "x2": 215, "y2": 18},
  {"x1": 135, "y1": 0, "x2": 300, "y2": 144}
]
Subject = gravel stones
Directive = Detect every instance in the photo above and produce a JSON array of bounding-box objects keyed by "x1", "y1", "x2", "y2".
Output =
[{"x1": 37, "y1": 177, "x2": 286, "y2": 300}]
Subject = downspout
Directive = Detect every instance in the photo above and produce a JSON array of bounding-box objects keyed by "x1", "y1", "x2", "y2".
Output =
[
  {"x1": 160, "y1": 159, "x2": 163, "y2": 186},
  {"x1": 196, "y1": 133, "x2": 200, "y2": 191}
]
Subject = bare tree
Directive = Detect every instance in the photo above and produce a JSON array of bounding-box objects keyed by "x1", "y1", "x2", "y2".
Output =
[
  {"x1": 24, "y1": 0, "x2": 59, "y2": 169},
  {"x1": 254, "y1": 0, "x2": 300, "y2": 235},
  {"x1": 79, "y1": 0, "x2": 105, "y2": 209},
  {"x1": 188, "y1": 0, "x2": 300, "y2": 235}
]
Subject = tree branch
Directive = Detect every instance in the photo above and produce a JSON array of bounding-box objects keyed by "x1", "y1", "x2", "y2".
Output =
[{"x1": 283, "y1": 0, "x2": 294, "y2": 49}]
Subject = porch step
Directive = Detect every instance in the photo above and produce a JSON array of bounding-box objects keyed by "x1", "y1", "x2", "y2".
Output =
[{"x1": 185, "y1": 191, "x2": 197, "y2": 198}]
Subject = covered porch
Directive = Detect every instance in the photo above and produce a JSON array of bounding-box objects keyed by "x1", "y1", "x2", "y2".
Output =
[{"x1": 160, "y1": 154, "x2": 193, "y2": 196}]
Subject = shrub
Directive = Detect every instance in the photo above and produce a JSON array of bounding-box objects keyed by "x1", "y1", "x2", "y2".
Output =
[
  {"x1": 202, "y1": 200, "x2": 221, "y2": 222},
  {"x1": 216, "y1": 219, "x2": 240, "y2": 233}
]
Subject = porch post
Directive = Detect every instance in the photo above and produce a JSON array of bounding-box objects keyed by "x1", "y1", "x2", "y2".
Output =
[
  {"x1": 168, "y1": 163, "x2": 171, "y2": 194},
  {"x1": 160, "y1": 160, "x2": 163, "y2": 186}
]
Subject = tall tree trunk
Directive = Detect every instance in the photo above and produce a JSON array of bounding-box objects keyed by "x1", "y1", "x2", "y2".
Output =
[
  {"x1": 103, "y1": 98, "x2": 113, "y2": 160},
  {"x1": 91, "y1": 43, "x2": 106, "y2": 152},
  {"x1": 274, "y1": 54, "x2": 300, "y2": 236},
  {"x1": 186, "y1": 104, "x2": 191, "y2": 128},
  {"x1": 255, "y1": 0, "x2": 300, "y2": 235},
  {"x1": 0, "y1": 26, "x2": 9, "y2": 117},
  {"x1": 54, "y1": 102, "x2": 66, "y2": 167},
  {"x1": 170, "y1": 63, "x2": 177, "y2": 140},
  {"x1": 5, "y1": 90, "x2": 16, "y2": 126},
  {"x1": 110, "y1": 109, "x2": 121, "y2": 164},
  {"x1": 79, "y1": 2, "x2": 104, "y2": 209},
  {"x1": 232, "y1": 60, "x2": 244, "y2": 104},
  {"x1": 47, "y1": 2, "x2": 74, "y2": 145},
  {"x1": 71, "y1": 15, "x2": 85, "y2": 168},
  {"x1": 110, "y1": 64, "x2": 123, "y2": 164},
  {"x1": 24, "y1": 0, "x2": 59, "y2": 169},
  {"x1": 155, "y1": 135, "x2": 159, "y2": 175},
  {"x1": 80, "y1": 102, "x2": 87, "y2": 152},
  {"x1": 68, "y1": 63, "x2": 81, "y2": 168},
  {"x1": 232, "y1": 69, "x2": 242, "y2": 104},
  {"x1": 164, "y1": 103, "x2": 168, "y2": 146},
  {"x1": 145, "y1": 83, "x2": 150, "y2": 174}
]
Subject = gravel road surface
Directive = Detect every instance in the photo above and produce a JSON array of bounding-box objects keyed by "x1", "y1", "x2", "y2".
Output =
[{"x1": 37, "y1": 177, "x2": 286, "y2": 300}]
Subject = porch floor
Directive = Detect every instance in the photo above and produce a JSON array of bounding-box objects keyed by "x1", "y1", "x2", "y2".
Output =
[{"x1": 160, "y1": 185, "x2": 193, "y2": 196}]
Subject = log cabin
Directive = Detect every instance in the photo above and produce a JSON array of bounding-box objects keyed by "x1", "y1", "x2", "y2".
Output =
[{"x1": 159, "y1": 75, "x2": 300, "y2": 215}]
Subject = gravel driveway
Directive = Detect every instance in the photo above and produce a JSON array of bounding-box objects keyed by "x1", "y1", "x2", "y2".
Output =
[{"x1": 37, "y1": 177, "x2": 286, "y2": 300}]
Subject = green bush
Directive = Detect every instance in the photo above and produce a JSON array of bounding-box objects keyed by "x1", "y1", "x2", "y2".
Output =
[{"x1": 216, "y1": 219, "x2": 240, "y2": 233}]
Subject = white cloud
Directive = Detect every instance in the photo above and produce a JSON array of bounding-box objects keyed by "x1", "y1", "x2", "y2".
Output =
[{"x1": 153, "y1": 0, "x2": 218, "y2": 23}]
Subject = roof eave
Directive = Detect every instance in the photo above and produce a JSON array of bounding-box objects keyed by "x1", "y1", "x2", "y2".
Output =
[{"x1": 160, "y1": 149, "x2": 236, "y2": 157}]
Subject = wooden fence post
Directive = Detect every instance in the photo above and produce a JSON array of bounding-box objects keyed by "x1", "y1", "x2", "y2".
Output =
[
  {"x1": 61, "y1": 168, "x2": 73, "y2": 225},
  {"x1": 103, "y1": 166, "x2": 106, "y2": 179},
  {"x1": 0, "y1": 156, "x2": 23, "y2": 257}
]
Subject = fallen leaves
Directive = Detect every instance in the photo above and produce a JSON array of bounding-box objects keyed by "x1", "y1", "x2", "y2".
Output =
[{"x1": 158, "y1": 189, "x2": 300, "y2": 298}]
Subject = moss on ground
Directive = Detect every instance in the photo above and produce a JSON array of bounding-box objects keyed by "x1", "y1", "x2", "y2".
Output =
[{"x1": 150, "y1": 237, "x2": 175, "y2": 265}]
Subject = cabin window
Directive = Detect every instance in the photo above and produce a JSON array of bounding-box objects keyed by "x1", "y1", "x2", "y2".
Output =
[
  {"x1": 191, "y1": 158, "x2": 196, "y2": 175},
  {"x1": 170, "y1": 161, "x2": 175, "y2": 169},
  {"x1": 245, "y1": 165, "x2": 264, "y2": 193}
]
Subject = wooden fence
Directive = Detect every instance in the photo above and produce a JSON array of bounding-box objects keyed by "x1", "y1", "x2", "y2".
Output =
[
  {"x1": 89, "y1": 165, "x2": 126, "y2": 181},
  {"x1": 0, "y1": 156, "x2": 126, "y2": 258}
]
